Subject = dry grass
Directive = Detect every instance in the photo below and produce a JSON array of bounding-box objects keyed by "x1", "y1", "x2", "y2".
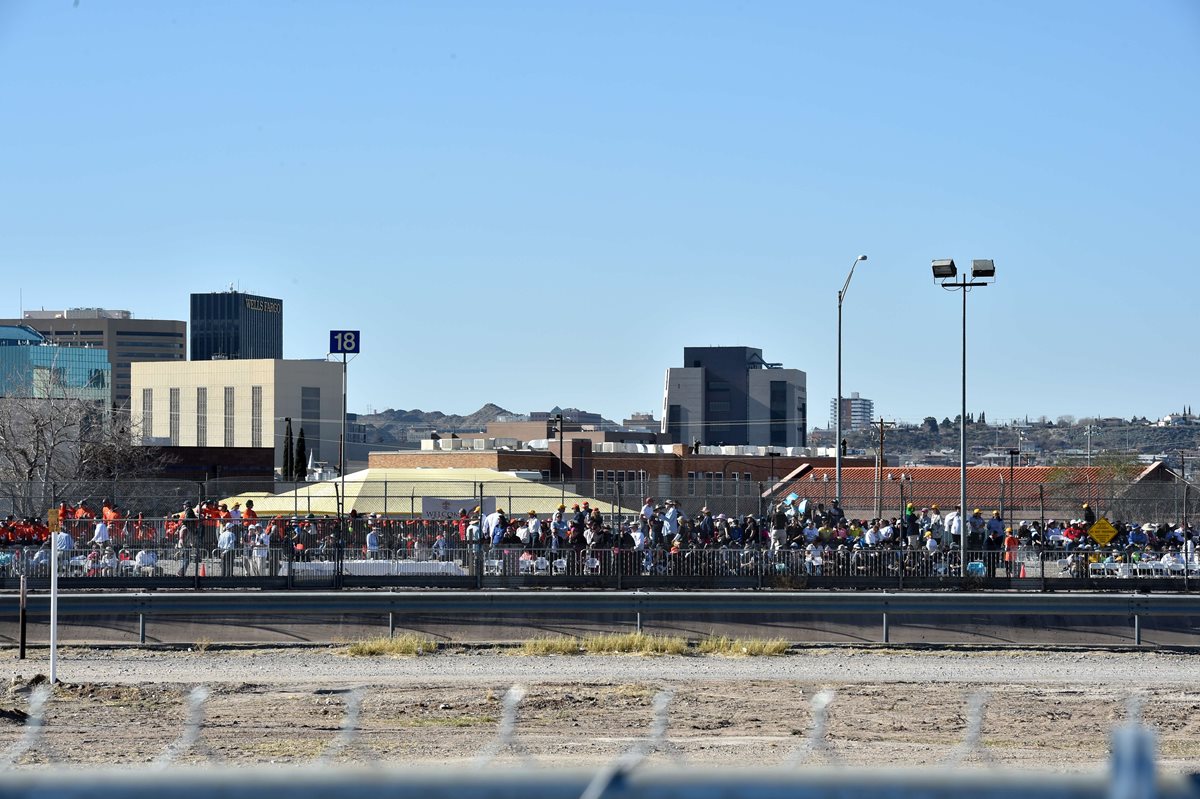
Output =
[
  {"x1": 581, "y1": 632, "x2": 688, "y2": 655},
  {"x1": 696, "y1": 636, "x2": 791, "y2": 656},
  {"x1": 516, "y1": 636, "x2": 584, "y2": 656},
  {"x1": 343, "y1": 634, "x2": 438, "y2": 657}
]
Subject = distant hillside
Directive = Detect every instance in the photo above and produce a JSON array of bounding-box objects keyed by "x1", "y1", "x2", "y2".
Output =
[{"x1": 356, "y1": 403, "x2": 512, "y2": 445}]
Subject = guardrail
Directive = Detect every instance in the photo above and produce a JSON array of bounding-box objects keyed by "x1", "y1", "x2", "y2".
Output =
[{"x1": 4, "y1": 591, "x2": 1200, "y2": 646}]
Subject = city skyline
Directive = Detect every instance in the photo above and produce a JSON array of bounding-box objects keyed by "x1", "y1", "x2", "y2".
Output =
[{"x1": 2, "y1": 2, "x2": 1197, "y2": 427}]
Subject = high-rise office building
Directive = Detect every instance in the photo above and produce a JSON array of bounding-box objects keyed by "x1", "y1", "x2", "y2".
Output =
[
  {"x1": 662, "y1": 346, "x2": 807, "y2": 448},
  {"x1": 829, "y1": 392, "x2": 875, "y2": 431},
  {"x1": 0, "y1": 325, "x2": 111, "y2": 402},
  {"x1": 190, "y1": 291, "x2": 283, "y2": 361},
  {"x1": 0, "y1": 309, "x2": 185, "y2": 410}
]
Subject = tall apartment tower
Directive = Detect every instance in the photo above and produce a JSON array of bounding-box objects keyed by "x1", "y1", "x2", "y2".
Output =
[
  {"x1": 662, "y1": 346, "x2": 807, "y2": 448},
  {"x1": 0, "y1": 308, "x2": 186, "y2": 410},
  {"x1": 190, "y1": 290, "x2": 283, "y2": 361},
  {"x1": 829, "y1": 392, "x2": 875, "y2": 431}
]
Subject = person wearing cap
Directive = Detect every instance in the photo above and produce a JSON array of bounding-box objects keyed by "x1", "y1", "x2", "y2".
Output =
[
  {"x1": 967, "y1": 508, "x2": 986, "y2": 550},
  {"x1": 365, "y1": 519, "x2": 381, "y2": 560},
  {"x1": 1003, "y1": 526, "x2": 1020, "y2": 576},
  {"x1": 217, "y1": 521, "x2": 238, "y2": 576},
  {"x1": 903, "y1": 503, "x2": 921, "y2": 550},
  {"x1": 663, "y1": 500, "x2": 681, "y2": 539},
  {"x1": 524, "y1": 510, "x2": 541, "y2": 551},
  {"x1": 984, "y1": 511, "x2": 1005, "y2": 576},
  {"x1": 828, "y1": 499, "x2": 845, "y2": 527},
  {"x1": 769, "y1": 503, "x2": 789, "y2": 553}
]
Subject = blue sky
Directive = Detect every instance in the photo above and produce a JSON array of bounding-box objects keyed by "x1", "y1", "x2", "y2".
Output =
[{"x1": 1, "y1": 1, "x2": 1197, "y2": 427}]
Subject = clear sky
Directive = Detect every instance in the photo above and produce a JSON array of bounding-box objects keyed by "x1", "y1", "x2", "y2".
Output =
[{"x1": 2, "y1": 1, "x2": 1197, "y2": 427}]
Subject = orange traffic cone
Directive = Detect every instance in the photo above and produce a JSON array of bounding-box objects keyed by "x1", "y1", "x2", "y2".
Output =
[
  {"x1": 199, "y1": 562, "x2": 207, "y2": 577},
  {"x1": 1018, "y1": 563, "x2": 1026, "y2": 578}
]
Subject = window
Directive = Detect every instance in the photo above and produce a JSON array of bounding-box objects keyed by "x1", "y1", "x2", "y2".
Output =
[
  {"x1": 169, "y1": 388, "x2": 180, "y2": 446},
  {"x1": 744, "y1": 472, "x2": 752, "y2": 483},
  {"x1": 251, "y1": 386, "x2": 263, "y2": 448},
  {"x1": 300, "y1": 386, "x2": 321, "y2": 460},
  {"x1": 714, "y1": 472, "x2": 723, "y2": 495},
  {"x1": 224, "y1": 386, "x2": 235, "y2": 447},
  {"x1": 196, "y1": 387, "x2": 207, "y2": 447},
  {"x1": 687, "y1": 471, "x2": 696, "y2": 496},
  {"x1": 141, "y1": 388, "x2": 153, "y2": 442},
  {"x1": 707, "y1": 401, "x2": 731, "y2": 413},
  {"x1": 594, "y1": 469, "x2": 604, "y2": 482}
]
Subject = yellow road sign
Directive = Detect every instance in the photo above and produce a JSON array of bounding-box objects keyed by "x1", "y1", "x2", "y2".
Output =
[{"x1": 1088, "y1": 517, "x2": 1119, "y2": 545}]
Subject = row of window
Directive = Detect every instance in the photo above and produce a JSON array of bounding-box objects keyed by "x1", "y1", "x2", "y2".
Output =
[
  {"x1": 686, "y1": 471, "x2": 758, "y2": 496},
  {"x1": 146, "y1": 386, "x2": 264, "y2": 449}
]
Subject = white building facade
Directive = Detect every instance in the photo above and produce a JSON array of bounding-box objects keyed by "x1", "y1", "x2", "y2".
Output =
[{"x1": 131, "y1": 359, "x2": 343, "y2": 464}]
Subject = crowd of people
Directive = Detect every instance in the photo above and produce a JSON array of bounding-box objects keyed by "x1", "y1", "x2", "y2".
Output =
[{"x1": 1, "y1": 493, "x2": 1196, "y2": 581}]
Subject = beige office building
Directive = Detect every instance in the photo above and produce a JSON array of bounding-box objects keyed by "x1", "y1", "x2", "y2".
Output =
[{"x1": 131, "y1": 359, "x2": 343, "y2": 465}]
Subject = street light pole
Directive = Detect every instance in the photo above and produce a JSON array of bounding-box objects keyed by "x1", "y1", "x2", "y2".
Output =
[
  {"x1": 1007, "y1": 448, "x2": 1019, "y2": 532},
  {"x1": 933, "y1": 259, "x2": 995, "y2": 576},
  {"x1": 836, "y1": 255, "x2": 868, "y2": 508},
  {"x1": 553, "y1": 413, "x2": 565, "y2": 506}
]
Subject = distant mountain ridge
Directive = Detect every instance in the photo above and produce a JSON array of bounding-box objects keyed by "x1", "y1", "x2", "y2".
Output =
[{"x1": 356, "y1": 403, "x2": 511, "y2": 445}]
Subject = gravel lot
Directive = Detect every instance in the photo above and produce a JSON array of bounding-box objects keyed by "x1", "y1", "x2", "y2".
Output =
[{"x1": 3, "y1": 646, "x2": 1199, "y2": 773}]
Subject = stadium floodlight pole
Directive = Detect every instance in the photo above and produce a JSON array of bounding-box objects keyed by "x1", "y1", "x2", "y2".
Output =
[
  {"x1": 836, "y1": 255, "x2": 869, "y2": 508},
  {"x1": 933, "y1": 259, "x2": 995, "y2": 576}
]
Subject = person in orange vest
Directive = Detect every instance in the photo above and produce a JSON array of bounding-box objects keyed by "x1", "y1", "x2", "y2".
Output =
[{"x1": 1003, "y1": 526, "x2": 1020, "y2": 577}]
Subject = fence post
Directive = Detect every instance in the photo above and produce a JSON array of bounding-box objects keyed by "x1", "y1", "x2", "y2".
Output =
[
  {"x1": 138, "y1": 612, "x2": 146, "y2": 645},
  {"x1": 882, "y1": 609, "x2": 889, "y2": 644},
  {"x1": 388, "y1": 611, "x2": 395, "y2": 638},
  {"x1": 18, "y1": 575, "x2": 27, "y2": 660},
  {"x1": 1133, "y1": 613, "x2": 1141, "y2": 646}
]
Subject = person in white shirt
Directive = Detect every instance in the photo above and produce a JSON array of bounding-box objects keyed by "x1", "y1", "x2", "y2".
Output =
[
  {"x1": 943, "y1": 506, "x2": 962, "y2": 549},
  {"x1": 89, "y1": 519, "x2": 110, "y2": 548},
  {"x1": 524, "y1": 511, "x2": 541, "y2": 549},
  {"x1": 864, "y1": 523, "x2": 881, "y2": 548},
  {"x1": 483, "y1": 509, "x2": 502, "y2": 544},
  {"x1": 641, "y1": 498, "x2": 655, "y2": 522},
  {"x1": 217, "y1": 523, "x2": 238, "y2": 576},
  {"x1": 134, "y1": 548, "x2": 158, "y2": 575},
  {"x1": 251, "y1": 525, "x2": 269, "y2": 576},
  {"x1": 925, "y1": 532, "x2": 939, "y2": 554}
]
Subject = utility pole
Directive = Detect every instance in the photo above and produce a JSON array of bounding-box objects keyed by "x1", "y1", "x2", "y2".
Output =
[{"x1": 871, "y1": 417, "x2": 896, "y2": 520}]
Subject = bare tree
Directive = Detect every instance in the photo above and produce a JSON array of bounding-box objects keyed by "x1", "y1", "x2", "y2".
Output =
[{"x1": 0, "y1": 334, "x2": 172, "y2": 520}]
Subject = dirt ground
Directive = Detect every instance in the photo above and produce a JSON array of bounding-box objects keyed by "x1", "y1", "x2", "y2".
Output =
[{"x1": 2, "y1": 646, "x2": 1199, "y2": 774}]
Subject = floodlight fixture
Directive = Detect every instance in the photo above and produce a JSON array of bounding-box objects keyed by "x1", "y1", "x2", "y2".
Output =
[
  {"x1": 971, "y1": 259, "x2": 996, "y2": 279},
  {"x1": 931, "y1": 259, "x2": 957, "y2": 279}
]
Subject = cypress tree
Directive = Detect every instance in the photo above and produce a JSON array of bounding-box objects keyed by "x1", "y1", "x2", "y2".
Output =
[
  {"x1": 295, "y1": 428, "x2": 308, "y2": 482},
  {"x1": 283, "y1": 417, "x2": 294, "y2": 482}
]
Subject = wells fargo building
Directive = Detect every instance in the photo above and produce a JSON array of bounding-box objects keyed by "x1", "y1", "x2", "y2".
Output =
[{"x1": 189, "y1": 291, "x2": 283, "y2": 361}]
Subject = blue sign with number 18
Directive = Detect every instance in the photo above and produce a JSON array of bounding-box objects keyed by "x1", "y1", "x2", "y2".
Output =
[{"x1": 330, "y1": 330, "x2": 360, "y2": 354}]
